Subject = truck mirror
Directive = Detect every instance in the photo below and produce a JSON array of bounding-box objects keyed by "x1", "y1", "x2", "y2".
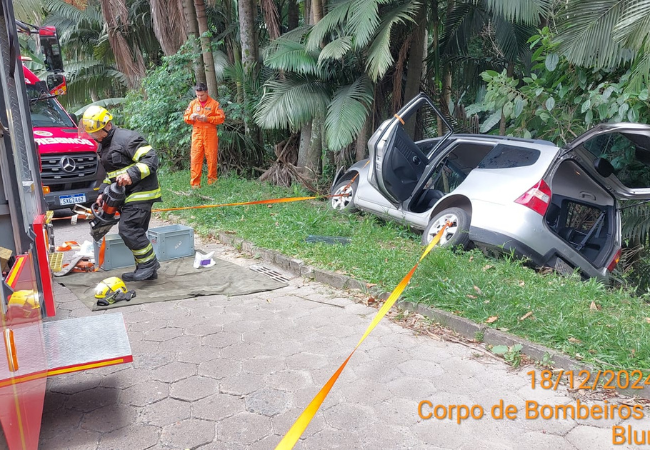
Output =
[
  {"x1": 69, "y1": 112, "x2": 78, "y2": 125},
  {"x1": 47, "y1": 73, "x2": 66, "y2": 96},
  {"x1": 38, "y1": 26, "x2": 64, "y2": 73}
]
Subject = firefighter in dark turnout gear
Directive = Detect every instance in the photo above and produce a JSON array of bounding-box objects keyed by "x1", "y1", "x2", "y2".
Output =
[{"x1": 82, "y1": 106, "x2": 162, "y2": 281}]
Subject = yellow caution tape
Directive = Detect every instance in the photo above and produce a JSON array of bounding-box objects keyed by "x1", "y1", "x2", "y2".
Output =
[{"x1": 275, "y1": 222, "x2": 450, "y2": 449}]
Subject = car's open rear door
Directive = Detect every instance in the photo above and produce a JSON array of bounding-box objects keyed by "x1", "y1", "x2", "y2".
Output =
[
  {"x1": 563, "y1": 123, "x2": 650, "y2": 200},
  {"x1": 367, "y1": 93, "x2": 453, "y2": 204}
]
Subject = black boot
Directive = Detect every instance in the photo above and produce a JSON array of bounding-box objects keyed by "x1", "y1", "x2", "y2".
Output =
[{"x1": 122, "y1": 257, "x2": 160, "y2": 282}]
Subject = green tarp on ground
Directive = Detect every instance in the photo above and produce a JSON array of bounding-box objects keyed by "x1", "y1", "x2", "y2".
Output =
[{"x1": 57, "y1": 255, "x2": 287, "y2": 311}]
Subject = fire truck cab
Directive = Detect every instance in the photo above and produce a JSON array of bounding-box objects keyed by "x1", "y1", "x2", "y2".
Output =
[{"x1": 0, "y1": 0, "x2": 132, "y2": 448}]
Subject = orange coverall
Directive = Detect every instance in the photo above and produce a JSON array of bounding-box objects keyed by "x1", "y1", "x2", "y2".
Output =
[{"x1": 183, "y1": 96, "x2": 225, "y2": 186}]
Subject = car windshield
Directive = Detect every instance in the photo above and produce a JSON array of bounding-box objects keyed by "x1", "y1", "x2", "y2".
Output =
[{"x1": 27, "y1": 85, "x2": 75, "y2": 128}]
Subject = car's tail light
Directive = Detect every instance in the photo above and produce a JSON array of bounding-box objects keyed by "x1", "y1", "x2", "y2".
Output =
[
  {"x1": 515, "y1": 180, "x2": 552, "y2": 215},
  {"x1": 607, "y1": 248, "x2": 622, "y2": 272}
]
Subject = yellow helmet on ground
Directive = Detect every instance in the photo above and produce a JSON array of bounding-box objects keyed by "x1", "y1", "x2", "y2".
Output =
[
  {"x1": 8, "y1": 290, "x2": 40, "y2": 318},
  {"x1": 94, "y1": 276, "x2": 127, "y2": 299},
  {"x1": 82, "y1": 105, "x2": 113, "y2": 133}
]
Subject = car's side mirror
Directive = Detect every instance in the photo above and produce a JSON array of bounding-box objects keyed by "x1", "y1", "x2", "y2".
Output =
[
  {"x1": 594, "y1": 157, "x2": 614, "y2": 178},
  {"x1": 69, "y1": 113, "x2": 78, "y2": 125},
  {"x1": 46, "y1": 73, "x2": 66, "y2": 96}
]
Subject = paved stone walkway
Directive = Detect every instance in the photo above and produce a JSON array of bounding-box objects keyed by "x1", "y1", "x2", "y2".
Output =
[{"x1": 28, "y1": 218, "x2": 648, "y2": 449}]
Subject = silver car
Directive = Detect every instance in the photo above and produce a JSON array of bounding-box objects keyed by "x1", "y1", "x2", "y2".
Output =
[{"x1": 330, "y1": 93, "x2": 650, "y2": 282}]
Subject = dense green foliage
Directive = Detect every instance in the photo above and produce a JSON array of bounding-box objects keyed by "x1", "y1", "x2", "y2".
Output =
[
  {"x1": 122, "y1": 46, "x2": 195, "y2": 168},
  {"x1": 122, "y1": 41, "x2": 268, "y2": 173},
  {"x1": 467, "y1": 29, "x2": 650, "y2": 144}
]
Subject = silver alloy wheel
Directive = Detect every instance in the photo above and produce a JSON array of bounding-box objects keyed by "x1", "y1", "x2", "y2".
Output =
[
  {"x1": 426, "y1": 212, "x2": 459, "y2": 245},
  {"x1": 331, "y1": 184, "x2": 354, "y2": 210}
]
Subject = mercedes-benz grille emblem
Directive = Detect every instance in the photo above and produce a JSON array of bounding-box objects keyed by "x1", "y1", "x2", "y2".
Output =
[{"x1": 60, "y1": 156, "x2": 76, "y2": 173}]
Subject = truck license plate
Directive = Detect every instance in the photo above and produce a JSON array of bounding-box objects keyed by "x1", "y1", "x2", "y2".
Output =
[{"x1": 59, "y1": 194, "x2": 86, "y2": 206}]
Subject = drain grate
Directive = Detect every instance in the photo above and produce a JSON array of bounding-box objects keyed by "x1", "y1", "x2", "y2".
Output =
[{"x1": 249, "y1": 265, "x2": 291, "y2": 283}]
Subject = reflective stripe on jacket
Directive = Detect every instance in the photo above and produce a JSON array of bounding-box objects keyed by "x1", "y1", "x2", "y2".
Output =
[{"x1": 98, "y1": 127, "x2": 162, "y2": 204}]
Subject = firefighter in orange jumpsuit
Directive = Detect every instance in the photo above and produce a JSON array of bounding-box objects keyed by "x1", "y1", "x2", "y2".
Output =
[{"x1": 183, "y1": 83, "x2": 226, "y2": 187}]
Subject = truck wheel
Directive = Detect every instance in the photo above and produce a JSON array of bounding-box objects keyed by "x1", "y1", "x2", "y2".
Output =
[
  {"x1": 422, "y1": 207, "x2": 471, "y2": 249},
  {"x1": 330, "y1": 177, "x2": 358, "y2": 213}
]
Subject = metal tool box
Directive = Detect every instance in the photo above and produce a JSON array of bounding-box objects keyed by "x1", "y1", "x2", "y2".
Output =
[
  {"x1": 93, "y1": 233, "x2": 134, "y2": 270},
  {"x1": 147, "y1": 224, "x2": 195, "y2": 261}
]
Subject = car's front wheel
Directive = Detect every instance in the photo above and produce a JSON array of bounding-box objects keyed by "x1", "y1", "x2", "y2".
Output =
[
  {"x1": 422, "y1": 207, "x2": 471, "y2": 248},
  {"x1": 330, "y1": 176, "x2": 358, "y2": 212}
]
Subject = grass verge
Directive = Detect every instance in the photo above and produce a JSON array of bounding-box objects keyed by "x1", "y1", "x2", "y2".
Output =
[{"x1": 157, "y1": 170, "x2": 650, "y2": 372}]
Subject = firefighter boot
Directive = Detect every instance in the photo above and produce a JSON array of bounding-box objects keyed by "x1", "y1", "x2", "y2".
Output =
[{"x1": 122, "y1": 257, "x2": 160, "y2": 282}]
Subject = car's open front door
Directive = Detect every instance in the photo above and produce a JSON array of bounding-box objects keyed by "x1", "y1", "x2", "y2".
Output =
[
  {"x1": 367, "y1": 93, "x2": 453, "y2": 204},
  {"x1": 563, "y1": 123, "x2": 650, "y2": 200}
]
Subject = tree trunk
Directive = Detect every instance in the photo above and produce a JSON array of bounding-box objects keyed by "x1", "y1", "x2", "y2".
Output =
[
  {"x1": 355, "y1": 114, "x2": 371, "y2": 161},
  {"x1": 238, "y1": 0, "x2": 261, "y2": 143},
  {"x1": 298, "y1": 122, "x2": 312, "y2": 168},
  {"x1": 404, "y1": 5, "x2": 426, "y2": 137},
  {"x1": 303, "y1": 0, "x2": 311, "y2": 26},
  {"x1": 239, "y1": 0, "x2": 259, "y2": 76},
  {"x1": 288, "y1": 0, "x2": 299, "y2": 31},
  {"x1": 183, "y1": 0, "x2": 206, "y2": 85},
  {"x1": 295, "y1": 0, "x2": 324, "y2": 175},
  {"x1": 194, "y1": 0, "x2": 218, "y2": 96},
  {"x1": 298, "y1": 119, "x2": 321, "y2": 175},
  {"x1": 100, "y1": 0, "x2": 145, "y2": 88},
  {"x1": 151, "y1": 0, "x2": 187, "y2": 56},
  {"x1": 312, "y1": 0, "x2": 323, "y2": 23},
  {"x1": 260, "y1": 0, "x2": 281, "y2": 41}
]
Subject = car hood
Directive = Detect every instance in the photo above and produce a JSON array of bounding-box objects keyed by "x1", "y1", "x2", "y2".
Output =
[
  {"x1": 33, "y1": 127, "x2": 97, "y2": 155},
  {"x1": 562, "y1": 123, "x2": 650, "y2": 200}
]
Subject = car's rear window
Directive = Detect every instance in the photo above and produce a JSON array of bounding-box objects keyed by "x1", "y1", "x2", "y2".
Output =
[{"x1": 478, "y1": 144, "x2": 540, "y2": 169}]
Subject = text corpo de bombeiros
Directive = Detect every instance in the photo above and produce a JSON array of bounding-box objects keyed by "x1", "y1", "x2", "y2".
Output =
[{"x1": 418, "y1": 399, "x2": 647, "y2": 445}]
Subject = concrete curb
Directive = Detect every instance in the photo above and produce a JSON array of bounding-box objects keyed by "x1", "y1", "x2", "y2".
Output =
[{"x1": 217, "y1": 231, "x2": 650, "y2": 400}]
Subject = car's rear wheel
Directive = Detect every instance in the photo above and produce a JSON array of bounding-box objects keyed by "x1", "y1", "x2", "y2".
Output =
[
  {"x1": 330, "y1": 177, "x2": 358, "y2": 212},
  {"x1": 422, "y1": 207, "x2": 471, "y2": 249}
]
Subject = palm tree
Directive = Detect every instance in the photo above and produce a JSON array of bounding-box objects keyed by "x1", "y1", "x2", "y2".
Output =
[
  {"x1": 554, "y1": 0, "x2": 650, "y2": 88},
  {"x1": 426, "y1": 0, "x2": 551, "y2": 134},
  {"x1": 256, "y1": 0, "x2": 419, "y2": 158}
]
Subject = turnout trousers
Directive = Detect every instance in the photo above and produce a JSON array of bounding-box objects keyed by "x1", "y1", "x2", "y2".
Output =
[{"x1": 118, "y1": 203, "x2": 156, "y2": 266}]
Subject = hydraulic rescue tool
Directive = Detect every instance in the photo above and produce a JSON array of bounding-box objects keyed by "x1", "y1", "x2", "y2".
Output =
[{"x1": 89, "y1": 183, "x2": 126, "y2": 242}]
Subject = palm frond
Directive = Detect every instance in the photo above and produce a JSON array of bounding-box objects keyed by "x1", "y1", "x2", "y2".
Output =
[
  {"x1": 306, "y1": 0, "x2": 354, "y2": 51},
  {"x1": 365, "y1": 2, "x2": 418, "y2": 81},
  {"x1": 627, "y1": 49, "x2": 650, "y2": 91},
  {"x1": 44, "y1": 0, "x2": 100, "y2": 25},
  {"x1": 325, "y1": 76, "x2": 373, "y2": 150},
  {"x1": 254, "y1": 77, "x2": 330, "y2": 130},
  {"x1": 440, "y1": 2, "x2": 488, "y2": 57},
  {"x1": 347, "y1": 0, "x2": 381, "y2": 49},
  {"x1": 622, "y1": 203, "x2": 650, "y2": 243},
  {"x1": 485, "y1": 0, "x2": 551, "y2": 25},
  {"x1": 74, "y1": 98, "x2": 126, "y2": 116},
  {"x1": 13, "y1": 0, "x2": 45, "y2": 23},
  {"x1": 613, "y1": 1, "x2": 650, "y2": 50},
  {"x1": 318, "y1": 36, "x2": 353, "y2": 65},
  {"x1": 213, "y1": 49, "x2": 231, "y2": 82},
  {"x1": 264, "y1": 39, "x2": 320, "y2": 75},
  {"x1": 555, "y1": 0, "x2": 634, "y2": 69},
  {"x1": 492, "y1": 14, "x2": 535, "y2": 62}
]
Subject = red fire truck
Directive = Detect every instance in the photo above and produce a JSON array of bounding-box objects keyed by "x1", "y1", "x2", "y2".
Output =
[
  {"x1": 17, "y1": 21, "x2": 104, "y2": 211},
  {"x1": 0, "y1": 0, "x2": 132, "y2": 448}
]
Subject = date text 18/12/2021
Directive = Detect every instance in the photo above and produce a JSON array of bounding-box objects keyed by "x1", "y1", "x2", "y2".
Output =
[
  {"x1": 418, "y1": 399, "x2": 648, "y2": 445},
  {"x1": 528, "y1": 369, "x2": 650, "y2": 391}
]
